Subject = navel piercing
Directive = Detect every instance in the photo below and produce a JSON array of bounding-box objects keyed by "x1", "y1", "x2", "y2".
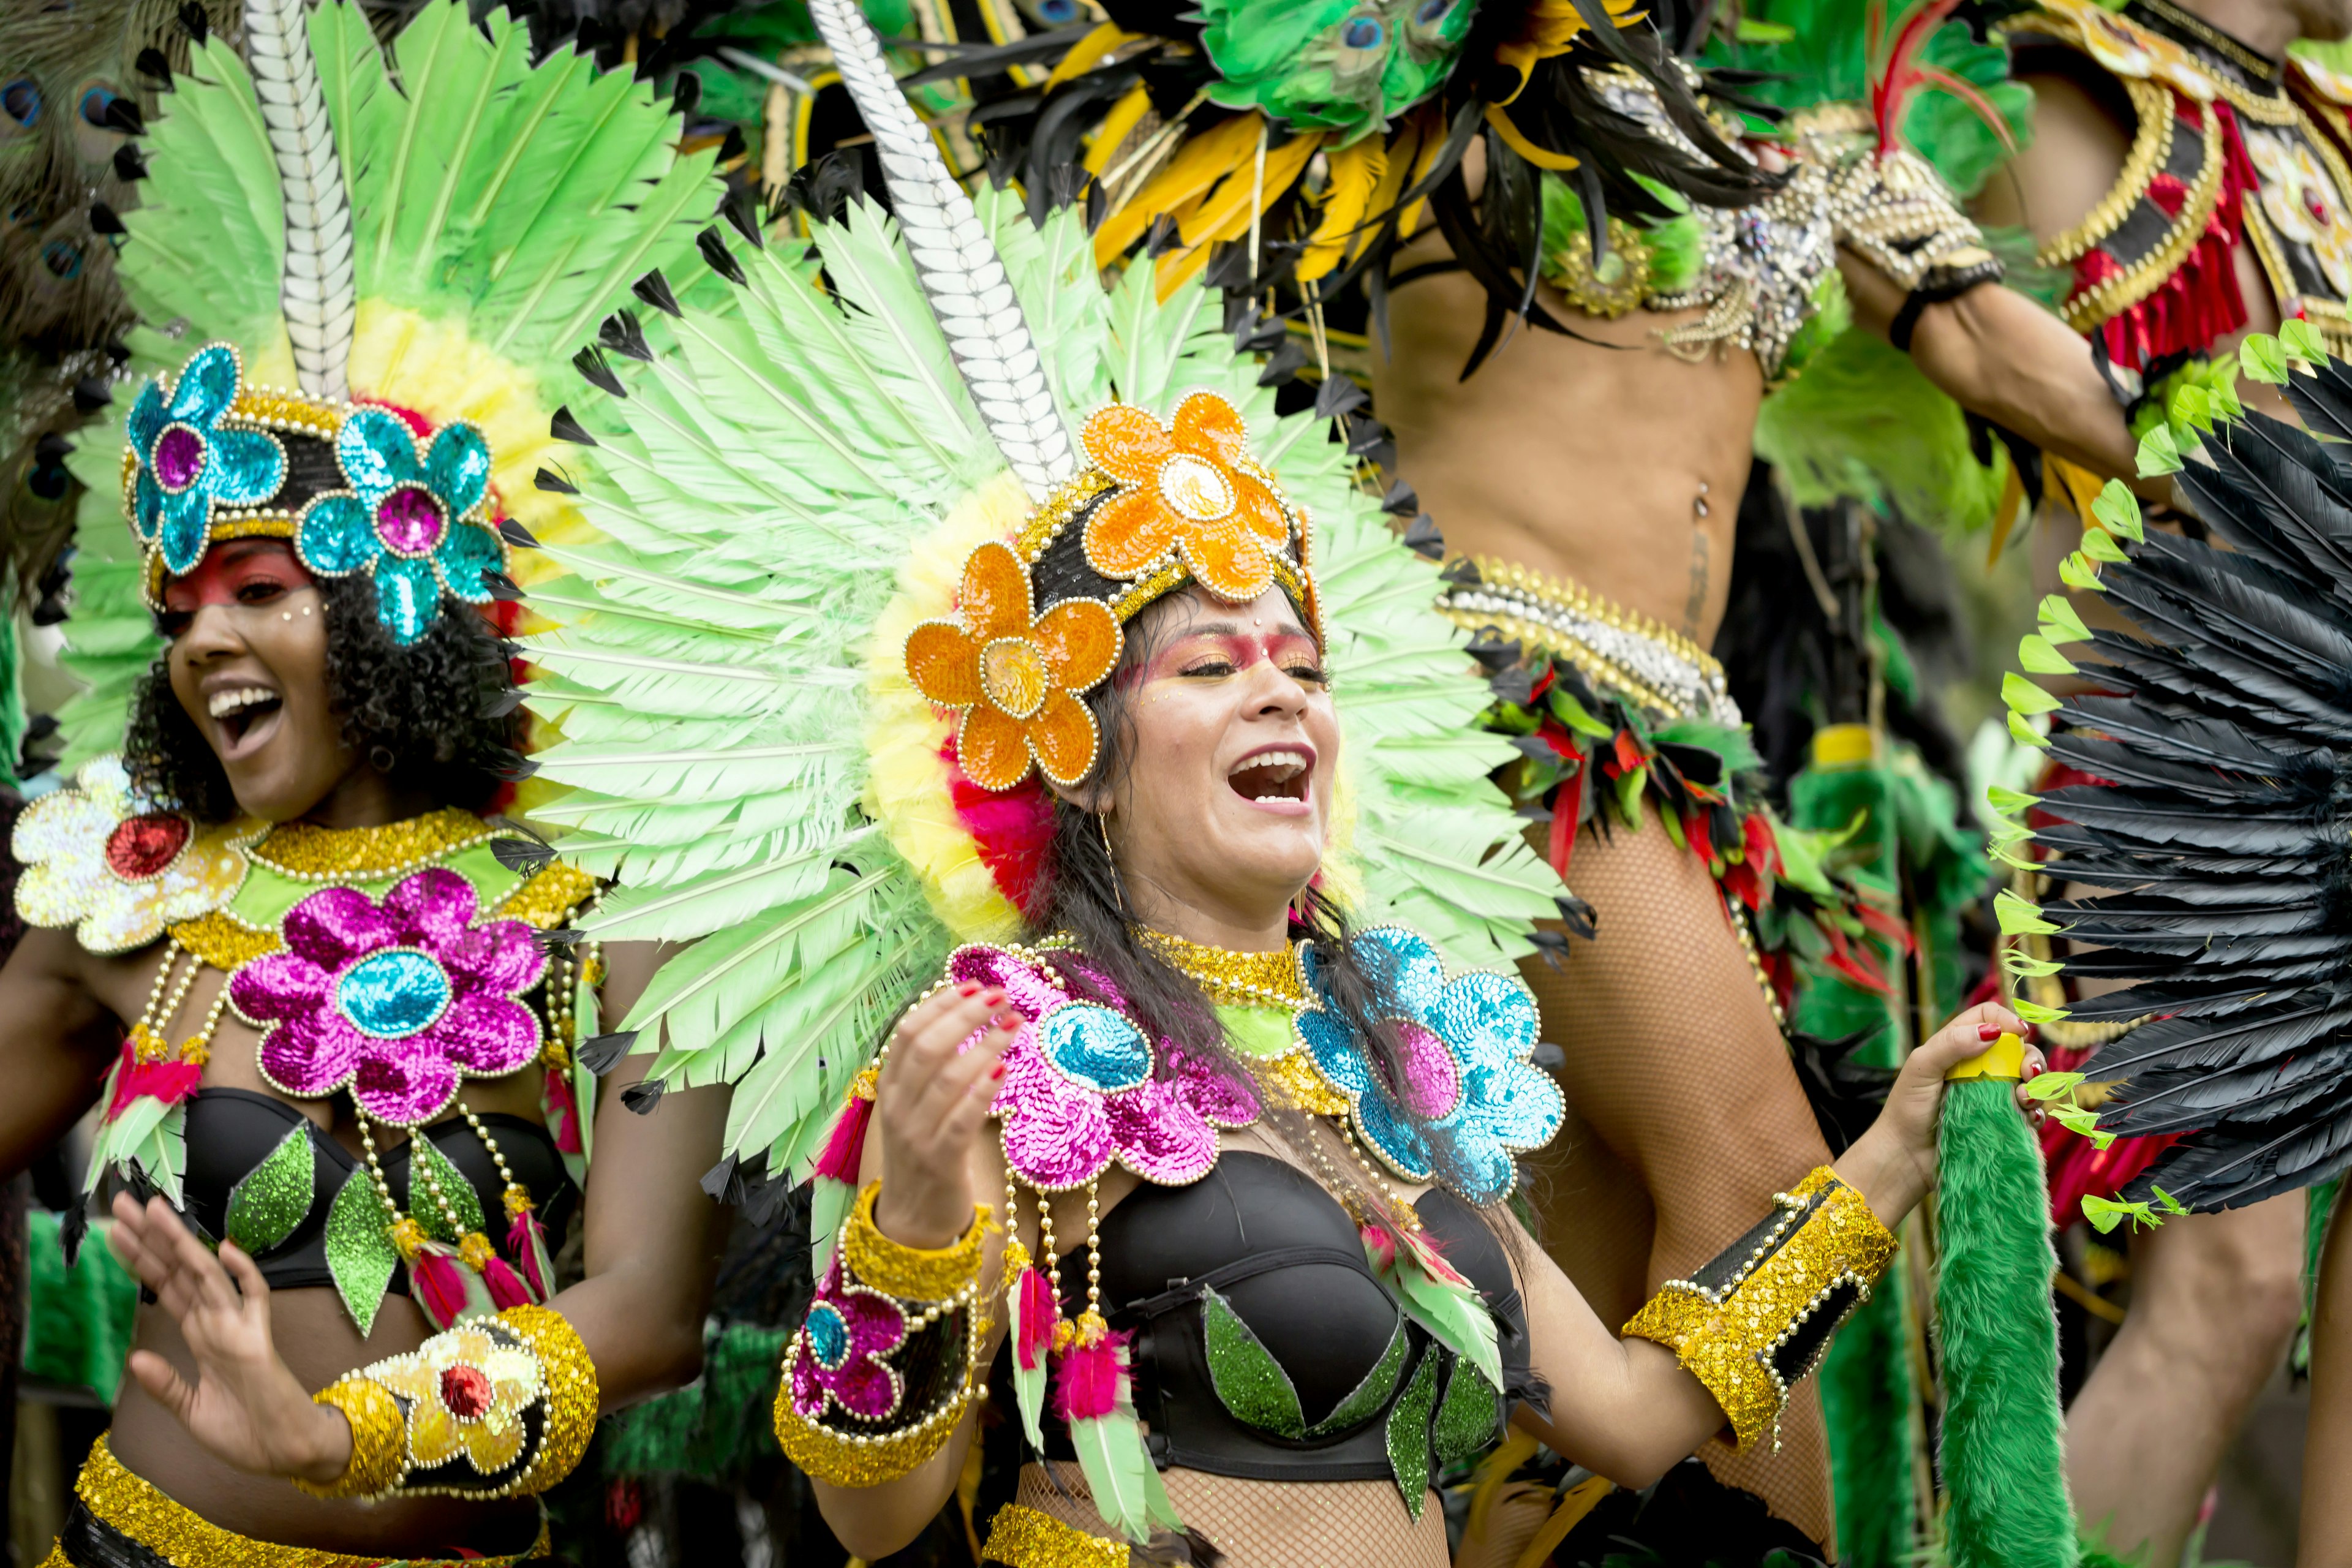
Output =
[{"x1": 1694, "y1": 479, "x2": 1711, "y2": 519}]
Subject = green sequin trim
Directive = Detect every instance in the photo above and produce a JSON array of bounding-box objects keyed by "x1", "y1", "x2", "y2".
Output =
[
  {"x1": 323, "y1": 1164, "x2": 399, "y2": 1336},
  {"x1": 1312, "y1": 1311, "x2": 1407, "y2": 1436},
  {"x1": 1433, "y1": 1353, "x2": 1502, "y2": 1466},
  {"x1": 407, "y1": 1131, "x2": 484, "y2": 1243},
  {"x1": 1201, "y1": 1284, "x2": 1306, "y2": 1438},
  {"x1": 1386, "y1": 1348, "x2": 1441, "y2": 1521},
  {"x1": 223, "y1": 1121, "x2": 315, "y2": 1257}
]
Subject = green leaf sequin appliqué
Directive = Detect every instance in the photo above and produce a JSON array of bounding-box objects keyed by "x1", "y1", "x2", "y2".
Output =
[
  {"x1": 1311, "y1": 1313, "x2": 1408, "y2": 1436},
  {"x1": 406, "y1": 1131, "x2": 484, "y2": 1242},
  {"x1": 1202, "y1": 1286, "x2": 1412, "y2": 1442},
  {"x1": 1386, "y1": 1348, "x2": 1441, "y2": 1520},
  {"x1": 1202, "y1": 1284, "x2": 1307, "y2": 1438},
  {"x1": 323, "y1": 1164, "x2": 399, "y2": 1336},
  {"x1": 1433, "y1": 1354, "x2": 1502, "y2": 1466},
  {"x1": 223, "y1": 1122, "x2": 315, "y2": 1257}
]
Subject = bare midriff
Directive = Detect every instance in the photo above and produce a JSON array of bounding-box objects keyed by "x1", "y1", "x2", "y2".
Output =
[
  {"x1": 1372, "y1": 233, "x2": 1765, "y2": 649},
  {"x1": 92, "y1": 952, "x2": 547, "y2": 1556}
]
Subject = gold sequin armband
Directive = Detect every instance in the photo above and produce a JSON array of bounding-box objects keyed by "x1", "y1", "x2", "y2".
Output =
[
  {"x1": 1622, "y1": 1167, "x2": 1897, "y2": 1450},
  {"x1": 295, "y1": 1304, "x2": 598, "y2": 1501},
  {"x1": 775, "y1": 1182, "x2": 991, "y2": 1487}
]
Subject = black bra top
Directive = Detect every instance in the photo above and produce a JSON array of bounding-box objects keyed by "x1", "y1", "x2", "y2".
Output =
[
  {"x1": 992, "y1": 1151, "x2": 1532, "y2": 1483},
  {"x1": 178, "y1": 1090, "x2": 576, "y2": 1295}
]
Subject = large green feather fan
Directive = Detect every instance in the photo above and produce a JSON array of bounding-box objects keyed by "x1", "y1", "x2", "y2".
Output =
[
  {"x1": 524, "y1": 177, "x2": 1559, "y2": 1182},
  {"x1": 56, "y1": 0, "x2": 716, "y2": 767}
]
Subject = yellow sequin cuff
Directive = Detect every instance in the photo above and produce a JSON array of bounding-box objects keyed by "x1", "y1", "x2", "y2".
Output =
[
  {"x1": 295, "y1": 1376, "x2": 407, "y2": 1500},
  {"x1": 1623, "y1": 1167, "x2": 1896, "y2": 1450},
  {"x1": 845, "y1": 1181, "x2": 990, "y2": 1300},
  {"x1": 981, "y1": 1504, "x2": 1129, "y2": 1567},
  {"x1": 293, "y1": 1306, "x2": 596, "y2": 1503},
  {"x1": 501, "y1": 1304, "x2": 600, "y2": 1497},
  {"x1": 772, "y1": 1376, "x2": 975, "y2": 1488},
  {"x1": 70, "y1": 1435, "x2": 549, "y2": 1566}
]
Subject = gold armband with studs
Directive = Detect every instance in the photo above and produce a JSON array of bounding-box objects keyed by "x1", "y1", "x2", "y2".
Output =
[
  {"x1": 295, "y1": 1303, "x2": 598, "y2": 1502},
  {"x1": 1623, "y1": 1167, "x2": 1897, "y2": 1450},
  {"x1": 775, "y1": 1181, "x2": 992, "y2": 1487}
]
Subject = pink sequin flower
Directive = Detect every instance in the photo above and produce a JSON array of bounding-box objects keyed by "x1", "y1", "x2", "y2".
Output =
[
  {"x1": 232, "y1": 868, "x2": 545, "y2": 1126},
  {"x1": 946, "y1": 945, "x2": 1261, "y2": 1191},
  {"x1": 786, "y1": 1253, "x2": 907, "y2": 1423}
]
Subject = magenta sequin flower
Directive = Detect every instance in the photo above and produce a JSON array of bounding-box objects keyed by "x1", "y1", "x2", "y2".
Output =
[
  {"x1": 787, "y1": 1253, "x2": 908, "y2": 1422},
  {"x1": 231, "y1": 868, "x2": 546, "y2": 1126},
  {"x1": 945, "y1": 945, "x2": 1261, "y2": 1191}
]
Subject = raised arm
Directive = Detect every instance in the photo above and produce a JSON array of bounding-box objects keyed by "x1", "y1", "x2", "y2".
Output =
[
  {"x1": 805, "y1": 979, "x2": 1020, "y2": 1559},
  {"x1": 104, "y1": 938, "x2": 733, "y2": 1494},
  {"x1": 0, "y1": 926, "x2": 130, "y2": 1180},
  {"x1": 1512, "y1": 1003, "x2": 2038, "y2": 1480}
]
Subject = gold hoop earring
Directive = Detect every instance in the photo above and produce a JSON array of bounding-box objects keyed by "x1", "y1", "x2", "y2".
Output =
[{"x1": 1098, "y1": 809, "x2": 1128, "y2": 919}]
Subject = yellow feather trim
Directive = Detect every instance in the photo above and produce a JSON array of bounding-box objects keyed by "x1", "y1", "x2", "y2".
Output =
[
  {"x1": 252, "y1": 302, "x2": 596, "y2": 592},
  {"x1": 864, "y1": 477, "x2": 1033, "y2": 943}
]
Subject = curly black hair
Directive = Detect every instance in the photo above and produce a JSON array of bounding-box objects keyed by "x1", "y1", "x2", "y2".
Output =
[{"x1": 126, "y1": 573, "x2": 517, "y2": 823}]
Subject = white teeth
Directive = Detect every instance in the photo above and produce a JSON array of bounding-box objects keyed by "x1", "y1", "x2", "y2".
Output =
[
  {"x1": 1229, "y1": 748, "x2": 1308, "y2": 781},
  {"x1": 208, "y1": 686, "x2": 277, "y2": 720}
]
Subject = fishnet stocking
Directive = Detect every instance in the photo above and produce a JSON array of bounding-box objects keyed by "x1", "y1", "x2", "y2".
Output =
[
  {"x1": 1516, "y1": 818, "x2": 1836, "y2": 1549},
  {"x1": 1008, "y1": 1465, "x2": 1447, "y2": 1567}
]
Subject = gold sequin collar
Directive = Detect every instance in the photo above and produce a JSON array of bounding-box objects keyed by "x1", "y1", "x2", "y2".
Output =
[
  {"x1": 1133, "y1": 928, "x2": 1310, "y2": 1009},
  {"x1": 247, "y1": 808, "x2": 499, "y2": 882}
]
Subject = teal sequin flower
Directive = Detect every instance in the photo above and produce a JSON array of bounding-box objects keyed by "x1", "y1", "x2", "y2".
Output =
[
  {"x1": 125, "y1": 344, "x2": 288, "y2": 577},
  {"x1": 296, "y1": 405, "x2": 503, "y2": 645},
  {"x1": 1298, "y1": 926, "x2": 1564, "y2": 1206}
]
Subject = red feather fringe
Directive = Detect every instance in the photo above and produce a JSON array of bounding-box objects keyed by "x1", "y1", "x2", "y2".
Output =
[
  {"x1": 507, "y1": 1206, "x2": 553, "y2": 1300},
  {"x1": 481, "y1": 1251, "x2": 535, "y2": 1311},
  {"x1": 813, "y1": 1091, "x2": 873, "y2": 1187},
  {"x1": 541, "y1": 1070, "x2": 582, "y2": 1157},
  {"x1": 2084, "y1": 99, "x2": 2257, "y2": 371},
  {"x1": 409, "y1": 1245, "x2": 475, "y2": 1329},
  {"x1": 1051, "y1": 1330, "x2": 1131, "y2": 1423},
  {"x1": 944, "y1": 737, "x2": 1056, "y2": 918},
  {"x1": 1016, "y1": 1266, "x2": 1058, "y2": 1372}
]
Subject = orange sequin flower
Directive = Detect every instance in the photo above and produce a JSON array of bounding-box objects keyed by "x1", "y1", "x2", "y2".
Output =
[
  {"x1": 905, "y1": 540, "x2": 1123, "y2": 791},
  {"x1": 1080, "y1": 393, "x2": 1292, "y2": 603}
]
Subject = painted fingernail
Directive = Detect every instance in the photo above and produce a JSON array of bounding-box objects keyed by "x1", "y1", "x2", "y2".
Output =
[
  {"x1": 990, "y1": 1060, "x2": 1008, "y2": 1080},
  {"x1": 982, "y1": 987, "x2": 1008, "y2": 1006},
  {"x1": 993, "y1": 1009, "x2": 1027, "y2": 1029},
  {"x1": 1978, "y1": 1024, "x2": 2003, "y2": 1041},
  {"x1": 959, "y1": 981, "x2": 981, "y2": 997}
]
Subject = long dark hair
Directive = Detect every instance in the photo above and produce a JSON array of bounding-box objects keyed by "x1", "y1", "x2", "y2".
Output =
[
  {"x1": 1024, "y1": 581, "x2": 1502, "y2": 1235},
  {"x1": 126, "y1": 571, "x2": 518, "y2": 823}
]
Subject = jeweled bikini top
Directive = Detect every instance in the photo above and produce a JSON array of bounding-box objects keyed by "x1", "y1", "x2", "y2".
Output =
[
  {"x1": 12, "y1": 765, "x2": 598, "y2": 1332},
  {"x1": 1534, "y1": 70, "x2": 1997, "y2": 383}
]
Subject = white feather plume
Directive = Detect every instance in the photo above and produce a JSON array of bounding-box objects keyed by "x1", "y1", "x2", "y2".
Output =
[
  {"x1": 807, "y1": 0, "x2": 1076, "y2": 499},
  {"x1": 243, "y1": 0, "x2": 356, "y2": 401}
]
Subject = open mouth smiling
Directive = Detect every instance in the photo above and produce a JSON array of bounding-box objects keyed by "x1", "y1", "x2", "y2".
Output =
[
  {"x1": 206, "y1": 684, "x2": 283, "y2": 752},
  {"x1": 1226, "y1": 745, "x2": 1313, "y2": 807}
]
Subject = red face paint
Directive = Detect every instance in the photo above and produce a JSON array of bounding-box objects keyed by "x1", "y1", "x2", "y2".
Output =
[
  {"x1": 159, "y1": 538, "x2": 315, "y2": 626},
  {"x1": 1135, "y1": 621, "x2": 1327, "y2": 687}
]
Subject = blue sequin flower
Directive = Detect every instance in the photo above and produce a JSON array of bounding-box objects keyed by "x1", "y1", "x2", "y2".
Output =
[
  {"x1": 124, "y1": 344, "x2": 288, "y2": 578},
  {"x1": 296, "y1": 405, "x2": 502, "y2": 645},
  {"x1": 1297, "y1": 926, "x2": 1564, "y2": 1206}
]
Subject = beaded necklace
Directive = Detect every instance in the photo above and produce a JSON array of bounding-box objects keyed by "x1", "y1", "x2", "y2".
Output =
[{"x1": 136, "y1": 811, "x2": 594, "y2": 1329}]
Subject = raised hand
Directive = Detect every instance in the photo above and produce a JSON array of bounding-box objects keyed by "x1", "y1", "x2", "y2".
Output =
[
  {"x1": 107, "y1": 1192, "x2": 353, "y2": 1486},
  {"x1": 1835, "y1": 1003, "x2": 2047, "y2": 1225},
  {"x1": 870, "y1": 980, "x2": 1022, "y2": 1250}
]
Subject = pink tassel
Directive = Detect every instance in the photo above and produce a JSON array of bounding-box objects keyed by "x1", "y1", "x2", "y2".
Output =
[
  {"x1": 813, "y1": 1092, "x2": 873, "y2": 1186},
  {"x1": 480, "y1": 1251, "x2": 535, "y2": 1311},
  {"x1": 409, "y1": 1243, "x2": 475, "y2": 1330},
  {"x1": 541, "y1": 1071, "x2": 583, "y2": 1156},
  {"x1": 1052, "y1": 1329, "x2": 1131, "y2": 1423},
  {"x1": 1016, "y1": 1267, "x2": 1057, "y2": 1372},
  {"x1": 507, "y1": 1205, "x2": 552, "y2": 1300}
]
